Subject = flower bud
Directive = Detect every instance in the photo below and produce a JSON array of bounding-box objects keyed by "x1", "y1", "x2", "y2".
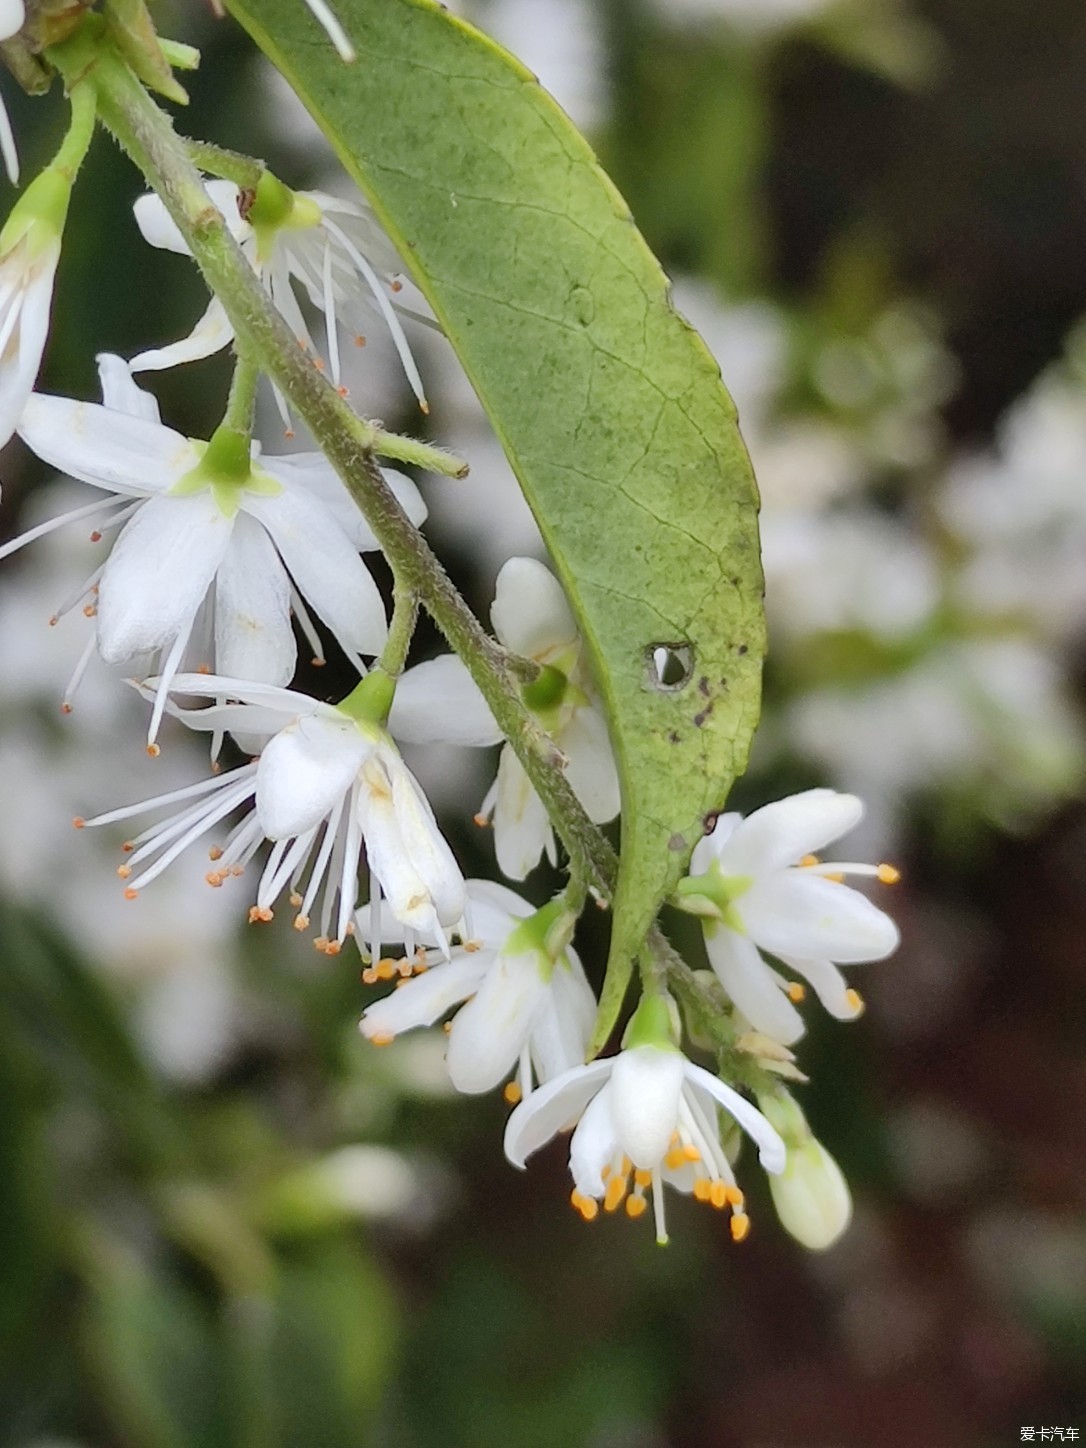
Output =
[{"x1": 769, "y1": 1135, "x2": 852, "y2": 1251}]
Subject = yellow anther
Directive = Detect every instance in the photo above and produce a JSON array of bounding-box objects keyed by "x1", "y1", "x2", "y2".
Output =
[
  {"x1": 146, "y1": 743, "x2": 160, "y2": 758},
  {"x1": 693, "y1": 1178, "x2": 711, "y2": 1202},
  {"x1": 665, "y1": 1148, "x2": 687, "y2": 1171},
  {"x1": 683, "y1": 1144, "x2": 701, "y2": 1162},
  {"x1": 117, "y1": 864, "x2": 132, "y2": 880},
  {"x1": 463, "y1": 939, "x2": 481, "y2": 953},
  {"x1": 289, "y1": 891, "x2": 303, "y2": 907},
  {"x1": 123, "y1": 887, "x2": 138, "y2": 901},
  {"x1": 633, "y1": 1168, "x2": 652, "y2": 1188},
  {"x1": 625, "y1": 1194, "x2": 648, "y2": 1220},
  {"x1": 121, "y1": 841, "x2": 134, "y2": 854},
  {"x1": 443, "y1": 1021, "x2": 452, "y2": 1035},
  {"x1": 361, "y1": 968, "x2": 377, "y2": 984},
  {"x1": 724, "y1": 1185, "x2": 744, "y2": 1208},
  {"x1": 877, "y1": 863, "x2": 901, "y2": 885},
  {"x1": 709, "y1": 1181, "x2": 728, "y2": 1210},
  {"x1": 601, "y1": 1163, "x2": 611, "y2": 1180},
  {"x1": 72, "y1": 817, "x2": 85, "y2": 829},
  {"x1": 799, "y1": 854, "x2": 819, "y2": 867},
  {"x1": 570, "y1": 1190, "x2": 598, "y2": 1222},
  {"x1": 375, "y1": 958, "x2": 397, "y2": 980},
  {"x1": 787, "y1": 982, "x2": 806, "y2": 1003},
  {"x1": 208, "y1": 846, "x2": 223, "y2": 862},
  {"x1": 369, "y1": 1032, "x2": 394, "y2": 1047},
  {"x1": 604, "y1": 1175, "x2": 627, "y2": 1213},
  {"x1": 730, "y1": 1212, "x2": 751, "y2": 1243},
  {"x1": 294, "y1": 914, "x2": 310, "y2": 931},
  {"x1": 206, "y1": 872, "x2": 223, "y2": 888},
  {"x1": 248, "y1": 906, "x2": 273, "y2": 924},
  {"x1": 503, "y1": 1081, "x2": 523, "y2": 1106},
  {"x1": 845, "y1": 987, "x2": 865, "y2": 1015},
  {"x1": 823, "y1": 872, "x2": 845, "y2": 884},
  {"x1": 472, "y1": 812, "x2": 490, "y2": 828}
]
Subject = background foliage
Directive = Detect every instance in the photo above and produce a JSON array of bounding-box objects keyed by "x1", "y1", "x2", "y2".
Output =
[{"x1": 1, "y1": 1, "x2": 1085, "y2": 1444}]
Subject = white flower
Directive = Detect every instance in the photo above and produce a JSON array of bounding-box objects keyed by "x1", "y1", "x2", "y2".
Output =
[
  {"x1": 130, "y1": 175, "x2": 427, "y2": 412},
  {"x1": 0, "y1": 157, "x2": 71, "y2": 445},
  {"x1": 390, "y1": 557, "x2": 620, "y2": 879},
  {"x1": 759, "y1": 1089, "x2": 852, "y2": 1251},
  {"x1": 675, "y1": 789, "x2": 900, "y2": 1045},
  {"x1": 3, "y1": 357, "x2": 425, "y2": 736},
  {"x1": 358, "y1": 879, "x2": 596, "y2": 1097},
  {"x1": 74, "y1": 671, "x2": 473, "y2": 951},
  {"x1": 505, "y1": 998, "x2": 786, "y2": 1244},
  {"x1": 0, "y1": 0, "x2": 24, "y2": 185}
]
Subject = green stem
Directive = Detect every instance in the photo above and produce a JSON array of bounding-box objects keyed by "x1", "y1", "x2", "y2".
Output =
[
  {"x1": 222, "y1": 348, "x2": 260, "y2": 437},
  {"x1": 54, "y1": 73, "x2": 97, "y2": 177},
  {"x1": 379, "y1": 587, "x2": 418, "y2": 678},
  {"x1": 187, "y1": 138, "x2": 264, "y2": 190}
]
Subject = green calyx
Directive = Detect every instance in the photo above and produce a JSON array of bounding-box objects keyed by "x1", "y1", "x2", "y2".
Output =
[
  {"x1": 502, "y1": 898, "x2": 576, "y2": 977},
  {"x1": 338, "y1": 670, "x2": 396, "y2": 730},
  {"x1": 674, "y1": 862, "x2": 752, "y2": 933},
  {"x1": 168, "y1": 427, "x2": 282, "y2": 517},
  {"x1": 248, "y1": 170, "x2": 321, "y2": 258},
  {"x1": 522, "y1": 662, "x2": 569, "y2": 715},
  {"x1": 621, "y1": 992, "x2": 680, "y2": 1052},
  {"x1": 0, "y1": 167, "x2": 72, "y2": 254}
]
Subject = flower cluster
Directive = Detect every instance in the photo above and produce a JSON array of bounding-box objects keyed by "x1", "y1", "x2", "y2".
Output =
[{"x1": 0, "y1": 13, "x2": 902, "y2": 1259}]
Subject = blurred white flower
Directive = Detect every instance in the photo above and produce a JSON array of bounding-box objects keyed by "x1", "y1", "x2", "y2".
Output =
[
  {"x1": 464, "y1": 0, "x2": 608, "y2": 132},
  {"x1": 0, "y1": 0, "x2": 24, "y2": 184},
  {"x1": 676, "y1": 789, "x2": 900, "y2": 1045}
]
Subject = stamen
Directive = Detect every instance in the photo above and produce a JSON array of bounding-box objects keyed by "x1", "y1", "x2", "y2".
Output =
[
  {"x1": 503, "y1": 1081, "x2": 522, "y2": 1106},
  {"x1": 604, "y1": 1174, "x2": 627, "y2": 1213},
  {"x1": 730, "y1": 1213, "x2": 751, "y2": 1243},
  {"x1": 877, "y1": 863, "x2": 901, "y2": 884},
  {"x1": 369, "y1": 1031, "x2": 394, "y2": 1047},
  {"x1": 844, "y1": 988, "x2": 864, "y2": 1015},
  {"x1": 787, "y1": 982, "x2": 806, "y2": 1003}
]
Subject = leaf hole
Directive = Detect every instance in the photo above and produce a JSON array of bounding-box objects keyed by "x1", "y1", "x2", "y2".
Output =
[{"x1": 646, "y1": 643, "x2": 693, "y2": 691}]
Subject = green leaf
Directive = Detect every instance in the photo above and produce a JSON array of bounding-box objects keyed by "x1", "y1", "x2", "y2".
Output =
[{"x1": 228, "y1": 0, "x2": 765, "y2": 1037}]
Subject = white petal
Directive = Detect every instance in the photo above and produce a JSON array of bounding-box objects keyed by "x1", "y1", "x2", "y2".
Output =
[
  {"x1": 129, "y1": 296, "x2": 235, "y2": 373},
  {"x1": 609, "y1": 1046, "x2": 685, "y2": 1170},
  {"x1": 683, "y1": 1064, "x2": 787, "y2": 1174},
  {"x1": 386, "y1": 750, "x2": 465, "y2": 926},
  {"x1": 359, "y1": 954, "x2": 491, "y2": 1039},
  {"x1": 689, "y1": 812, "x2": 741, "y2": 875},
  {"x1": 716, "y1": 789, "x2": 864, "y2": 876},
  {"x1": 97, "y1": 352, "x2": 160, "y2": 422},
  {"x1": 133, "y1": 182, "x2": 248, "y2": 256},
  {"x1": 154, "y1": 672, "x2": 324, "y2": 713},
  {"x1": 529, "y1": 951, "x2": 596, "y2": 1084},
  {"x1": 561, "y1": 703, "x2": 620, "y2": 823},
  {"x1": 214, "y1": 513, "x2": 296, "y2": 685},
  {"x1": 446, "y1": 951, "x2": 549, "y2": 1094},
  {"x1": 0, "y1": 0, "x2": 25, "y2": 45},
  {"x1": 704, "y1": 925, "x2": 805, "y2": 1046},
  {"x1": 244, "y1": 484, "x2": 387, "y2": 659},
  {"x1": 96, "y1": 495, "x2": 233, "y2": 662},
  {"x1": 463, "y1": 878, "x2": 536, "y2": 929},
  {"x1": 492, "y1": 745, "x2": 552, "y2": 880},
  {"x1": 0, "y1": 252, "x2": 56, "y2": 444},
  {"x1": 256, "y1": 712, "x2": 371, "y2": 839},
  {"x1": 263, "y1": 455, "x2": 426, "y2": 551},
  {"x1": 739, "y1": 872, "x2": 900, "y2": 964},
  {"x1": 503, "y1": 1058, "x2": 613, "y2": 1169},
  {"x1": 18, "y1": 394, "x2": 198, "y2": 496},
  {"x1": 491, "y1": 556, "x2": 578, "y2": 658},
  {"x1": 0, "y1": 88, "x2": 18, "y2": 187},
  {"x1": 568, "y1": 1084, "x2": 619, "y2": 1197},
  {"x1": 780, "y1": 954, "x2": 865, "y2": 1021},
  {"x1": 389, "y1": 655, "x2": 502, "y2": 747},
  {"x1": 355, "y1": 758, "x2": 442, "y2": 932}
]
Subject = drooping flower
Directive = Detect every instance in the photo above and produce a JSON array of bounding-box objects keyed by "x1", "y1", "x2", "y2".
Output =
[
  {"x1": 0, "y1": 0, "x2": 25, "y2": 186},
  {"x1": 504, "y1": 995, "x2": 786, "y2": 1244},
  {"x1": 4, "y1": 359, "x2": 425, "y2": 735},
  {"x1": 358, "y1": 880, "x2": 596, "y2": 1098},
  {"x1": 758, "y1": 1088, "x2": 852, "y2": 1251},
  {"x1": 390, "y1": 557, "x2": 620, "y2": 879},
  {"x1": 74, "y1": 670, "x2": 477, "y2": 953},
  {"x1": 130, "y1": 172, "x2": 427, "y2": 411},
  {"x1": 674, "y1": 788, "x2": 900, "y2": 1046}
]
